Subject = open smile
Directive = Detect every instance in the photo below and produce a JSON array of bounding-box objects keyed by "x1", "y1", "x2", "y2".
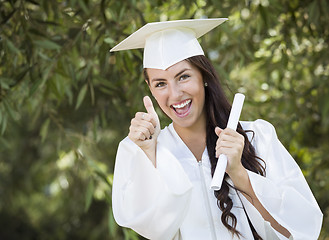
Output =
[{"x1": 170, "y1": 99, "x2": 192, "y2": 118}]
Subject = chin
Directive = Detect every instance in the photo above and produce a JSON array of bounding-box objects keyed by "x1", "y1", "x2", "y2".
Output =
[{"x1": 172, "y1": 117, "x2": 197, "y2": 128}]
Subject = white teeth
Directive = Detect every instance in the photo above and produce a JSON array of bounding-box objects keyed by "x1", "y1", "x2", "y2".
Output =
[{"x1": 172, "y1": 99, "x2": 191, "y2": 109}]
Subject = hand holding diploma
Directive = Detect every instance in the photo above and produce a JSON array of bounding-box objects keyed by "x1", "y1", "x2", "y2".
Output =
[{"x1": 211, "y1": 93, "x2": 245, "y2": 191}]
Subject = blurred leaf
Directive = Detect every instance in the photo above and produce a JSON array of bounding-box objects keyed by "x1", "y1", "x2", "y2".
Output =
[
  {"x1": 40, "y1": 118, "x2": 50, "y2": 142},
  {"x1": 78, "y1": 0, "x2": 89, "y2": 14},
  {"x1": 5, "y1": 38, "x2": 20, "y2": 55},
  {"x1": 37, "y1": 51, "x2": 52, "y2": 61},
  {"x1": 75, "y1": 83, "x2": 88, "y2": 110},
  {"x1": 84, "y1": 178, "x2": 94, "y2": 212},
  {"x1": 309, "y1": 1, "x2": 319, "y2": 24},
  {"x1": 1, "y1": 115, "x2": 7, "y2": 135},
  {"x1": 89, "y1": 81, "x2": 95, "y2": 106},
  {"x1": 29, "y1": 64, "x2": 54, "y2": 96},
  {"x1": 108, "y1": 207, "x2": 118, "y2": 237},
  {"x1": 104, "y1": 37, "x2": 115, "y2": 44},
  {"x1": 3, "y1": 99, "x2": 19, "y2": 121},
  {"x1": 0, "y1": 80, "x2": 10, "y2": 90},
  {"x1": 34, "y1": 40, "x2": 61, "y2": 50}
]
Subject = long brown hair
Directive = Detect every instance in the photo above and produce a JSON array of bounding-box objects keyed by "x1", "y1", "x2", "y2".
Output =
[
  {"x1": 144, "y1": 55, "x2": 265, "y2": 238},
  {"x1": 186, "y1": 55, "x2": 265, "y2": 238}
]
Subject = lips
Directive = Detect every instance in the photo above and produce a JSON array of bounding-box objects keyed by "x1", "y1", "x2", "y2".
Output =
[{"x1": 171, "y1": 99, "x2": 192, "y2": 118}]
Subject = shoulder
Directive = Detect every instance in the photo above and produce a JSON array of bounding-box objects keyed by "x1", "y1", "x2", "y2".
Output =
[
  {"x1": 241, "y1": 119, "x2": 277, "y2": 138},
  {"x1": 240, "y1": 119, "x2": 280, "y2": 150},
  {"x1": 157, "y1": 123, "x2": 177, "y2": 143}
]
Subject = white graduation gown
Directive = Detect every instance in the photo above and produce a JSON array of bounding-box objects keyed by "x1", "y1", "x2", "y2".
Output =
[{"x1": 112, "y1": 119, "x2": 323, "y2": 240}]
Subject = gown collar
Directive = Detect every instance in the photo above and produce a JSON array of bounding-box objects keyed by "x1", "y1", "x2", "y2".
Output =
[{"x1": 167, "y1": 123, "x2": 209, "y2": 162}]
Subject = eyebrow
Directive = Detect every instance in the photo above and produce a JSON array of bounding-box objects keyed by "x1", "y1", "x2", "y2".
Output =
[
  {"x1": 174, "y1": 68, "x2": 190, "y2": 79},
  {"x1": 150, "y1": 68, "x2": 191, "y2": 83}
]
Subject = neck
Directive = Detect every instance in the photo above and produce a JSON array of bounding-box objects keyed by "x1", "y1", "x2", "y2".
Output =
[
  {"x1": 173, "y1": 120, "x2": 206, "y2": 140},
  {"x1": 173, "y1": 112, "x2": 207, "y2": 161},
  {"x1": 174, "y1": 106, "x2": 207, "y2": 136}
]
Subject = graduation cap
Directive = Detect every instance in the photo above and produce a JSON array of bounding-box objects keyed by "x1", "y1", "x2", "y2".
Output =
[{"x1": 110, "y1": 18, "x2": 228, "y2": 70}]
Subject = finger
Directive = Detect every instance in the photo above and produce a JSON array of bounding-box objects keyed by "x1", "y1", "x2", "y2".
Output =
[
  {"x1": 217, "y1": 147, "x2": 241, "y2": 159},
  {"x1": 135, "y1": 112, "x2": 147, "y2": 120},
  {"x1": 216, "y1": 146, "x2": 226, "y2": 158},
  {"x1": 219, "y1": 134, "x2": 238, "y2": 144},
  {"x1": 216, "y1": 146, "x2": 234, "y2": 158},
  {"x1": 136, "y1": 112, "x2": 157, "y2": 128},
  {"x1": 143, "y1": 96, "x2": 157, "y2": 117},
  {"x1": 140, "y1": 125, "x2": 152, "y2": 139},
  {"x1": 138, "y1": 121, "x2": 155, "y2": 135},
  {"x1": 216, "y1": 140, "x2": 236, "y2": 150},
  {"x1": 130, "y1": 119, "x2": 155, "y2": 136},
  {"x1": 222, "y1": 129, "x2": 245, "y2": 144},
  {"x1": 223, "y1": 128, "x2": 241, "y2": 137},
  {"x1": 215, "y1": 143, "x2": 227, "y2": 155},
  {"x1": 215, "y1": 126, "x2": 223, "y2": 136},
  {"x1": 216, "y1": 138, "x2": 244, "y2": 154},
  {"x1": 133, "y1": 126, "x2": 151, "y2": 140},
  {"x1": 219, "y1": 129, "x2": 244, "y2": 142},
  {"x1": 128, "y1": 130, "x2": 144, "y2": 142}
]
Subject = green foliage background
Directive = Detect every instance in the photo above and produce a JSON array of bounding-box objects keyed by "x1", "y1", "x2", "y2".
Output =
[{"x1": 0, "y1": 0, "x2": 328, "y2": 239}]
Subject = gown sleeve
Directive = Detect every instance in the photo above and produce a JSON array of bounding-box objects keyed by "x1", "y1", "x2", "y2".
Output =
[
  {"x1": 240, "y1": 119, "x2": 323, "y2": 240},
  {"x1": 112, "y1": 136, "x2": 193, "y2": 240}
]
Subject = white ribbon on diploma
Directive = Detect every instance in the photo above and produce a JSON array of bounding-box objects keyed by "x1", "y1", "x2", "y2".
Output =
[{"x1": 210, "y1": 93, "x2": 245, "y2": 191}]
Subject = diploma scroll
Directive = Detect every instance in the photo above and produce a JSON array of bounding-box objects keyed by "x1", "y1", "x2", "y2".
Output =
[{"x1": 210, "y1": 93, "x2": 245, "y2": 191}]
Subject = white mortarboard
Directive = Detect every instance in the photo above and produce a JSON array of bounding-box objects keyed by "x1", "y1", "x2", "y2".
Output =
[{"x1": 110, "y1": 18, "x2": 228, "y2": 70}]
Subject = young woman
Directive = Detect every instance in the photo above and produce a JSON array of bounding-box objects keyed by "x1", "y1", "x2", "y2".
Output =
[{"x1": 111, "y1": 19, "x2": 323, "y2": 240}]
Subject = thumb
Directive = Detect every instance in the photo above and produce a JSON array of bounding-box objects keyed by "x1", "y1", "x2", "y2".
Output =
[
  {"x1": 143, "y1": 96, "x2": 157, "y2": 117},
  {"x1": 215, "y1": 126, "x2": 223, "y2": 137}
]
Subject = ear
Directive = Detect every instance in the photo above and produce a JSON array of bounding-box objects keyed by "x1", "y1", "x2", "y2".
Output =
[
  {"x1": 143, "y1": 68, "x2": 150, "y2": 85},
  {"x1": 145, "y1": 79, "x2": 152, "y2": 91},
  {"x1": 145, "y1": 80, "x2": 156, "y2": 99}
]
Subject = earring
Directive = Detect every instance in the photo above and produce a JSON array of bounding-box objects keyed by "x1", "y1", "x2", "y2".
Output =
[{"x1": 204, "y1": 82, "x2": 208, "y2": 87}]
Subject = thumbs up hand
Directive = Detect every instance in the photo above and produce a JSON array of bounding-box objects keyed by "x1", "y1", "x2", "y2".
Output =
[{"x1": 128, "y1": 96, "x2": 160, "y2": 166}]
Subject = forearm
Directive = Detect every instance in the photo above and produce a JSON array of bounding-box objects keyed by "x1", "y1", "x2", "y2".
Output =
[
  {"x1": 142, "y1": 145, "x2": 157, "y2": 167},
  {"x1": 230, "y1": 168, "x2": 291, "y2": 238},
  {"x1": 143, "y1": 150, "x2": 156, "y2": 167}
]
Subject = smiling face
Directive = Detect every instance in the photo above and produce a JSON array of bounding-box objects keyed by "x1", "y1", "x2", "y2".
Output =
[{"x1": 146, "y1": 60, "x2": 206, "y2": 131}]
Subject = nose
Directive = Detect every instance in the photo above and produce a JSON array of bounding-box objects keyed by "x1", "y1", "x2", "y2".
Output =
[{"x1": 168, "y1": 81, "x2": 183, "y2": 99}]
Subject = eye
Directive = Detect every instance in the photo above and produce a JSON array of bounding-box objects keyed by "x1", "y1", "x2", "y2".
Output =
[
  {"x1": 179, "y1": 74, "x2": 190, "y2": 81},
  {"x1": 154, "y1": 81, "x2": 166, "y2": 88}
]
